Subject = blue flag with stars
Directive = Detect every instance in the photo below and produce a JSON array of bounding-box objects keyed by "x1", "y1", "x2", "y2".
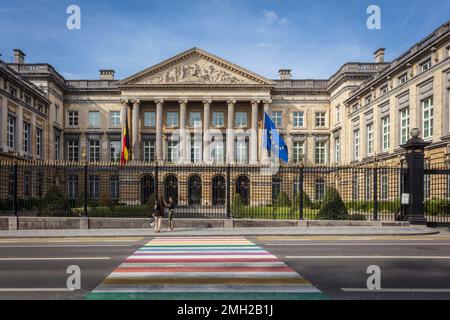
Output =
[{"x1": 264, "y1": 112, "x2": 289, "y2": 163}]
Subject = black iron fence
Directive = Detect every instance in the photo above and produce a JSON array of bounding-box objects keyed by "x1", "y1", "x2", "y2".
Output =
[{"x1": 0, "y1": 160, "x2": 427, "y2": 222}]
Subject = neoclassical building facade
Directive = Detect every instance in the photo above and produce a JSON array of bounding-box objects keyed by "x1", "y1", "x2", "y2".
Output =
[{"x1": 1, "y1": 20, "x2": 450, "y2": 168}]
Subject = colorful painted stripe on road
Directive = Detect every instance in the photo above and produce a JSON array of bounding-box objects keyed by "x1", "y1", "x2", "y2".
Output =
[{"x1": 87, "y1": 237, "x2": 327, "y2": 300}]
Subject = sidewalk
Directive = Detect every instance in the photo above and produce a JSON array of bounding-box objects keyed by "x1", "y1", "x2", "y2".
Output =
[{"x1": 0, "y1": 226, "x2": 439, "y2": 238}]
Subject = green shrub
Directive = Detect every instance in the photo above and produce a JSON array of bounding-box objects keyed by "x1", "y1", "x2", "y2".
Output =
[
  {"x1": 274, "y1": 192, "x2": 291, "y2": 207},
  {"x1": 379, "y1": 200, "x2": 401, "y2": 214},
  {"x1": 231, "y1": 193, "x2": 245, "y2": 216},
  {"x1": 348, "y1": 214, "x2": 368, "y2": 221},
  {"x1": 293, "y1": 192, "x2": 313, "y2": 209},
  {"x1": 424, "y1": 199, "x2": 450, "y2": 216},
  {"x1": 317, "y1": 187, "x2": 349, "y2": 220},
  {"x1": 346, "y1": 201, "x2": 373, "y2": 212},
  {"x1": 41, "y1": 185, "x2": 69, "y2": 216}
]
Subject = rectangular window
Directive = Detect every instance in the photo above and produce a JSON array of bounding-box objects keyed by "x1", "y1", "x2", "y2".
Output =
[
  {"x1": 67, "y1": 175, "x2": 79, "y2": 200},
  {"x1": 272, "y1": 111, "x2": 282, "y2": 127},
  {"x1": 212, "y1": 112, "x2": 224, "y2": 127},
  {"x1": 365, "y1": 95, "x2": 372, "y2": 106},
  {"x1": 380, "y1": 85, "x2": 389, "y2": 95},
  {"x1": 9, "y1": 86, "x2": 17, "y2": 97},
  {"x1": 400, "y1": 108, "x2": 410, "y2": 145},
  {"x1": 421, "y1": 59, "x2": 432, "y2": 72},
  {"x1": 398, "y1": 73, "x2": 408, "y2": 85},
  {"x1": 422, "y1": 97, "x2": 434, "y2": 139},
  {"x1": 110, "y1": 176, "x2": 120, "y2": 200},
  {"x1": 89, "y1": 175, "x2": 100, "y2": 200},
  {"x1": 354, "y1": 129, "x2": 360, "y2": 160},
  {"x1": 167, "y1": 141, "x2": 179, "y2": 163},
  {"x1": 293, "y1": 112, "x2": 304, "y2": 128},
  {"x1": 315, "y1": 112, "x2": 326, "y2": 127},
  {"x1": 166, "y1": 112, "x2": 179, "y2": 127},
  {"x1": 365, "y1": 173, "x2": 372, "y2": 201},
  {"x1": 335, "y1": 137, "x2": 341, "y2": 163},
  {"x1": 110, "y1": 141, "x2": 121, "y2": 163},
  {"x1": 88, "y1": 111, "x2": 100, "y2": 127},
  {"x1": 211, "y1": 140, "x2": 224, "y2": 163},
  {"x1": 235, "y1": 140, "x2": 248, "y2": 164},
  {"x1": 315, "y1": 179, "x2": 325, "y2": 201},
  {"x1": 189, "y1": 112, "x2": 202, "y2": 128},
  {"x1": 25, "y1": 95, "x2": 32, "y2": 106},
  {"x1": 352, "y1": 175, "x2": 359, "y2": 201},
  {"x1": 335, "y1": 107, "x2": 341, "y2": 123},
  {"x1": 110, "y1": 111, "x2": 121, "y2": 127},
  {"x1": 144, "y1": 112, "x2": 156, "y2": 127},
  {"x1": 293, "y1": 141, "x2": 304, "y2": 163},
  {"x1": 23, "y1": 122, "x2": 30, "y2": 155},
  {"x1": 54, "y1": 134, "x2": 60, "y2": 161},
  {"x1": 89, "y1": 140, "x2": 100, "y2": 163},
  {"x1": 366, "y1": 124, "x2": 374, "y2": 155},
  {"x1": 7, "y1": 116, "x2": 15, "y2": 149},
  {"x1": 55, "y1": 105, "x2": 60, "y2": 122},
  {"x1": 67, "y1": 140, "x2": 79, "y2": 162},
  {"x1": 143, "y1": 141, "x2": 155, "y2": 162},
  {"x1": 382, "y1": 117, "x2": 390, "y2": 151},
  {"x1": 235, "y1": 112, "x2": 248, "y2": 127},
  {"x1": 191, "y1": 139, "x2": 202, "y2": 163},
  {"x1": 68, "y1": 111, "x2": 79, "y2": 127},
  {"x1": 36, "y1": 128, "x2": 43, "y2": 158},
  {"x1": 315, "y1": 141, "x2": 326, "y2": 164}
]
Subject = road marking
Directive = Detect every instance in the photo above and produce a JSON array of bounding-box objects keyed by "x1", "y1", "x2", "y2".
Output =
[
  {"x1": 266, "y1": 243, "x2": 450, "y2": 247},
  {"x1": 257, "y1": 236, "x2": 450, "y2": 241},
  {"x1": 341, "y1": 288, "x2": 450, "y2": 293},
  {"x1": 87, "y1": 237, "x2": 328, "y2": 300},
  {"x1": 286, "y1": 256, "x2": 450, "y2": 260},
  {"x1": 0, "y1": 237, "x2": 144, "y2": 243},
  {"x1": 0, "y1": 288, "x2": 73, "y2": 292},
  {"x1": 0, "y1": 244, "x2": 134, "y2": 248},
  {"x1": 0, "y1": 257, "x2": 110, "y2": 261}
]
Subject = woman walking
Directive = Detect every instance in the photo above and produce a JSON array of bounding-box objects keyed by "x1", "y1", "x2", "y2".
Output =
[
  {"x1": 153, "y1": 196, "x2": 165, "y2": 233},
  {"x1": 166, "y1": 196, "x2": 176, "y2": 231}
]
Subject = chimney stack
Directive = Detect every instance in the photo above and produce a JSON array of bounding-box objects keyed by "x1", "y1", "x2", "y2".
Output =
[
  {"x1": 279, "y1": 69, "x2": 292, "y2": 80},
  {"x1": 374, "y1": 48, "x2": 385, "y2": 63},
  {"x1": 13, "y1": 49, "x2": 26, "y2": 64},
  {"x1": 100, "y1": 70, "x2": 115, "y2": 80}
]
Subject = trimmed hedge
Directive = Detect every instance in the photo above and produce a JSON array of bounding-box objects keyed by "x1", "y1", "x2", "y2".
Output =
[{"x1": 317, "y1": 187, "x2": 349, "y2": 220}]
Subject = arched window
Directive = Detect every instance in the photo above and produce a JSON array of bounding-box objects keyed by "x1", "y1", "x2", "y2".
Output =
[
  {"x1": 164, "y1": 175, "x2": 178, "y2": 203},
  {"x1": 236, "y1": 176, "x2": 250, "y2": 205},
  {"x1": 188, "y1": 175, "x2": 202, "y2": 205},
  {"x1": 212, "y1": 175, "x2": 226, "y2": 206}
]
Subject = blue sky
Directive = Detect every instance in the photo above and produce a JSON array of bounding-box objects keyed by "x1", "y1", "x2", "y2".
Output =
[{"x1": 0, "y1": 0, "x2": 449, "y2": 80}]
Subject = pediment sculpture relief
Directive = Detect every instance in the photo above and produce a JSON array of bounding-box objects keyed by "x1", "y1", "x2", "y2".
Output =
[{"x1": 142, "y1": 60, "x2": 247, "y2": 85}]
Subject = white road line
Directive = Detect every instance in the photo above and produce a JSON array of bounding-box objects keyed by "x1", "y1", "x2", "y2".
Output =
[
  {"x1": 342, "y1": 288, "x2": 450, "y2": 293},
  {"x1": 0, "y1": 257, "x2": 110, "y2": 261},
  {"x1": 0, "y1": 245, "x2": 133, "y2": 248},
  {"x1": 286, "y1": 256, "x2": 450, "y2": 260},
  {"x1": 0, "y1": 288, "x2": 73, "y2": 292},
  {"x1": 266, "y1": 243, "x2": 450, "y2": 247}
]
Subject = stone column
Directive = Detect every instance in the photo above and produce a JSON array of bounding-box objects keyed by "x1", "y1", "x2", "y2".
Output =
[
  {"x1": 250, "y1": 100, "x2": 260, "y2": 164},
  {"x1": 226, "y1": 100, "x2": 236, "y2": 164},
  {"x1": 17, "y1": 105, "x2": 24, "y2": 157},
  {"x1": 0, "y1": 97, "x2": 6, "y2": 152},
  {"x1": 262, "y1": 100, "x2": 271, "y2": 163},
  {"x1": 132, "y1": 100, "x2": 140, "y2": 160},
  {"x1": 31, "y1": 113, "x2": 36, "y2": 158},
  {"x1": 155, "y1": 99, "x2": 164, "y2": 162},
  {"x1": 121, "y1": 100, "x2": 129, "y2": 129},
  {"x1": 179, "y1": 100, "x2": 188, "y2": 163},
  {"x1": 203, "y1": 99, "x2": 211, "y2": 163}
]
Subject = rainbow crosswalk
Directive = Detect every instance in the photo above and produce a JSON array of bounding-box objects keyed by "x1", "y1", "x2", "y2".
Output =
[{"x1": 86, "y1": 237, "x2": 327, "y2": 300}]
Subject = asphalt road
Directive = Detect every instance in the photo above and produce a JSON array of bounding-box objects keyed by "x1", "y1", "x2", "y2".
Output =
[{"x1": 0, "y1": 233, "x2": 449, "y2": 300}]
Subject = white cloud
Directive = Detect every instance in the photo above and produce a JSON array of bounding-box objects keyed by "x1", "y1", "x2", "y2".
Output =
[{"x1": 263, "y1": 10, "x2": 289, "y2": 26}]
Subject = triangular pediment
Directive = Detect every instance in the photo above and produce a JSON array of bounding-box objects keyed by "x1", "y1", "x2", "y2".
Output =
[{"x1": 119, "y1": 48, "x2": 274, "y2": 87}]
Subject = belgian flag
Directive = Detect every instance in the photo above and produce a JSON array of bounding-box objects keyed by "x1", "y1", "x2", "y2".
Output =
[{"x1": 120, "y1": 111, "x2": 131, "y2": 165}]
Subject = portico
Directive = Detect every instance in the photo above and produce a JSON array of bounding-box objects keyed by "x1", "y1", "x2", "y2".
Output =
[{"x1": 118, "y1": 48, "x2": 274, "y2": 164}]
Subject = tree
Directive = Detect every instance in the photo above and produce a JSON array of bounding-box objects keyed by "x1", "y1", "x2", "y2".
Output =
[
  {"x1": 274, "y1": 192, "x2": 291, "y2": 208},
  {"x1": 42, "y1": 185, "x2": 69, "y2": 216},
  {"x1": 317, "y1": 187, "x2": 349, "y2": 220}
]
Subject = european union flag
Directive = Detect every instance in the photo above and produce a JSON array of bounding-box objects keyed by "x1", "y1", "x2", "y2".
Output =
[{"x1": 264, "y1": 112, "x2": 289, "y2": 163}]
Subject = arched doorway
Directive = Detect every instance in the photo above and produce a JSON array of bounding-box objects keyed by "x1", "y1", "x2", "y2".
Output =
[
  {"x1": 140, "y1": 175, "x2": 155, "y2": 205},
  {"x1": 236, "y1": 175, "x2": 250, "y2": 205},
  {"x1": 164, "y1": 175, "x2": 178, "y2": 203},
  {"x1": 212, "y1": 175, "x2": 226, "y2": 206},
  {"x1": 188, "y1": 175, "x2": 202, "y2": 205}
]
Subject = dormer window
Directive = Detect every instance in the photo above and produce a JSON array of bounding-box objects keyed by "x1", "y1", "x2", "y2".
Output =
[
  {"x1": 9, "y1": 86, "x2": 18, "y2": 97},
  {"x1": 380, "y1": 85, "x2": 389, "y2": 95}
]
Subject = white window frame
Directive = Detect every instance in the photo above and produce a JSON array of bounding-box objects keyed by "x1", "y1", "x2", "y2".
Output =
[
  {"x1": 400, "y1": 108, "x2": 410, "y2": 145},
  {"x1": 420, "y1": 59, "x2": 432, "y2": 72},
  {"x1": 88, "y1": 111, "x2": 100, "y2": 127},
  {"x1": 143, "y1": 140, "x2": 155, "y2": 163},
  {"x1": 315, "y1": 141, "x2": 327, "y2": 165},
  {"x1": 89, "y1": 140, "x2": 100, "y2": 163},
  {"x1": 235, "y1": 140, "x2": 248, "y2": 164},
  {"x1": 293, "y1": 141, "x2": 304, "y2": 163},
  {"x1": 166, "y1": 112, "x2": 179, "y2": 128},
  {"x1": 211, "y1": 141, "x2": 224, "y2": 163},
  {"x1": 354, "y1": 129, "x2": 360, "y2": 160},
  {"x1": 422, "y1": 97, "x2": 434, "y2": 140},
  {"x1": 212, "y1": 112, "x2": 224, "y2": 128},
  {"x1": 68, "y1": 111, "x2": 79, "y2": 127},
  {"x1": 189, "y1": 112, "x2": 202, "y2": 128},
  {"x1": 36, "y1": 128, "x2": 43, "y2": 158},
  {"x1": 235, "y1": 112, "x2": 248, "y2": 128},
  {"x1": 335, "y1": 137, "x2": 341, "y2": 163},
  {"x1": 382, "y1": 117, "x2": 390, "y2": 152},
  {"x1": 67, "y1": 140, "x2": 79, "y2": 162},
  {"x1": 272, "y1": 111, "x2": 282, "y2": 127},
  {"x1": 293, "y1": 112, "x2": 304, "y2": 128},
  {"x1": 167, "y1": 141, "x2": 179, "y2": 163},
  {"x1": 110, "y1": 141, "x2": 121, "y2": 163},
  {"x1": 315, "y1": 112, "x2": 326, "y2": 128},
  {"x1": 23, "y1": 122, "x2": 30, "y2": 155},
  {"x1": 190, "y1": 139, "x2": 202, "y2": 163},
  {"x1": 110, "y1": 111, "x2": 121, "y2": 127},
  {"x1": 366, "y1": 123, "x2": 374, "y2": 155},
  {"x1": 7, "y1": 116, "x2": 15, "y2": 149}
]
